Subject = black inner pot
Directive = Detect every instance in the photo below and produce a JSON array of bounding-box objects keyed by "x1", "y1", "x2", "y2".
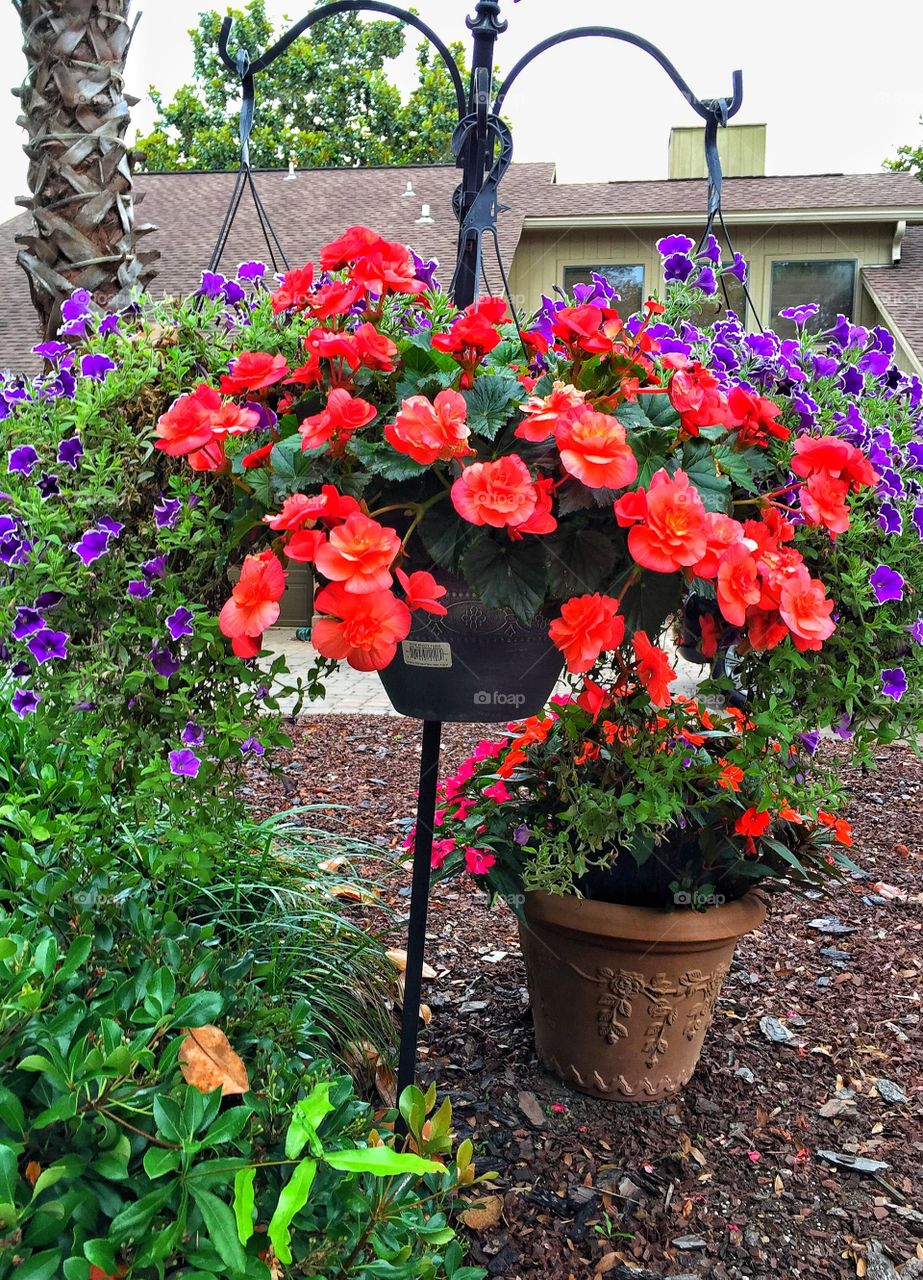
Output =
[{"x1": 574, "y1": 827, "x2": 753, "y2": 909}]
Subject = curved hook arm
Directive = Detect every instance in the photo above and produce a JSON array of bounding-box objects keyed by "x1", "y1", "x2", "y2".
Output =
[
  {"x1": 493, "y1": 26, "x2": 742, "y2": 124},
  {"x1": 217, "y1": 1, "x2": 466, "y2": 118}
]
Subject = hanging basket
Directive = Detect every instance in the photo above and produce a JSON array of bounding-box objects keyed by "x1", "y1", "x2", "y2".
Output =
[{"x1": 377, "y1": 574, "x2": 562, "y2": 722}]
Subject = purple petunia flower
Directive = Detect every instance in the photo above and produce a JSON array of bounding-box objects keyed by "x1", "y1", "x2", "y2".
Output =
[
  {"x1": 36, "y1": 472, "x2": 59, "y2": 500},
  {"x1": 8, "y1": 445, "x2": 39, "y2": 476},
  {"x1": 169, "y1": 748, "x2": 201, "y2": 778},
  {"x1": 27, "y1": 629, "x2": 68, "y2": 664},
  {"x1": 11, "y1": 688, "x2": 40, "y2": 717},
  {"x1": 80, "y1": 353, "x2": 116, "y2": 381},
  {"x1": 32, "y1": 340, "x2": 69, "y2": 363},
  {"x1": 12, "y1": 607, "x2": 45, "y2": 640},
  {"x1": 181, "y1": 720, "x2": 204, "y2": 745},
  {"x1": 913, "y1": 506, "x2": 923, "y2": 541},
  {"x1": 832, "y1": 712, "x2": 854, "y2": 741},
  {"x1": 908, "y1": 614, "x2": 923, "y2": 646},
  {"x1": 166, "y1": 607, "x2": 193, "y2": 641},
  {"x1": 779, "y1": 303, "x2": 819, "y2": 328},
  {"x1": 142, "y1": 554, "x2": 168, "y2": 579},
  {"x1": 127, "y1": 579, "x2": 152, "y2": 599},
  {"x1": 698, "y1": 233, "x2": 721, "y2": 265},
  {"x1": 61, "y1": 289, "x2": 91, "y2": 321},
  {"x1": 878, "y1": 503, "x2": 902, "y2": 536},
  {"x1": 240, "y1": 736, "x2": 265, "y2": 757},
  {"x1": 96, "y1": 516, "x2": 124, "y2": 539},
  {"x1": 692, "y1": 266, "x2": 717, "y2": 296},
  {"x1": 11, "y1": 661, "x2": 30, "y2": 678},
  {"x1": 662, "y1": 252, "x2": 695, "y2": 283},
  {"x1": 514, "y1": 824, "x2": 531, "y2": 846},
  {"x1": 724, "y1": 252, "x2": 748, "y2": 284},
  {"x1": 72, "y1": 528, "x2": 110, "y2": 567},
  {"x1": 906, "y1": 441, "x2": 923, "y2": 470},
  {"x1": 870, "y1": 564, "x2": 905, "y2": 604},
  {"x1": 223, "y1": 279, "x2": 246, "y2": 305},
  {"x1": 98, "y1": 313, "x2": 120, "y2": 336},
  {"x1": 198, "y1": 271, "x2": 228, "y2": 300},
  {"x1": 858, "y1": 350, "x2": 890, "y2": 379},
  {"x1": 237, "y1": 261, "x2": 267, "y2": 281},
  {"x1": 34, "y1": 590, "x2": 63, "y2": 610},
  {"x1": 881, "y1": 667, "x2": 908, "y2": 701},
  {"x1": 656, "y1": 233, "x2": 695, "y2": 256},
  {"x1": 58, "y1": 436, "x2": 83, "y2": 468},
  {"x1": 149, "y1": 645, "x2": 180, "y2": 679},
  {"x1": 153, "y1": 496, "x2": 181, "y2": 529},
  {"x1": 812, "y1": 355, "x2": 838, "y2": 379},
  {"x1": 840, "y1": 365, "x2": 864, "y2": 396},
  {"x1": 411, "y1": 250, "x2": 440, "y2": 290},
  {"x1": 798, "y1": 731, "x2": 821, "y2": 757}
]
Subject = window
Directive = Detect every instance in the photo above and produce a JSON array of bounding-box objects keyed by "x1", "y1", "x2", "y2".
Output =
[
  {"x1": 563, "y1": 264, "x2": 644, "y2": 319},
  {"x1": 770, "y1": 260, "x2": 856, "y2": 336}
]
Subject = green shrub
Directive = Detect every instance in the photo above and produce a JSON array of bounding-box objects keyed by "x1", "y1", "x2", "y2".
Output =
[{"x1": 0, "y1": 913, "x2": 486, "y2": 1280}]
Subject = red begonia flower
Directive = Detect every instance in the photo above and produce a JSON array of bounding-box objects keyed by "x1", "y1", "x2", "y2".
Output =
[
  {"x1": 778, "y1": 568, "x2": 836, "y2": 651},
  {"x1": 716, "y1": 540, "x2": 762, "y2": 626},
  {"x1": 450, "y1": 455, "x2": 538, "y2": 529},
  {"x1": 554, "y1": 407, "x2": 638, "y2": 490},
  {"x1": 313, "y1": 512, "x2": 401, "y2": 593},
  {"x1": 384, "y1": 389, "x2": 471, "y2": 465},
  {"x1": 219, "y1": 549, "x2": 286, "y2": 654},
  {"x1": 396, "y1": 568, "x2": 448, "y2": 616},
  {"x1": 627, "y1": 468, "x2": 708, "y2": 572},
  {"x1": 270, "y1": 264, "x2": 315, "y2": 313},
  {"x1": 632, "y1": 629, "x2": 676, "y2": 707},
  {"x1": 549, "y1": 594, "x2": 625, "y2": 673},
  {"x1": 299, "y1": 388, "x2": 377, "y2": 452},
  {"x1": 312, "y1": 582, "x2": 411, "y2": 671},
  {"x1": 219, "y1": 352, "x2": 289, "y2": 396},
  {"x1": 515, "y1": 381, "x2": 586, "y2": 443},
  {"x1": 154, "y1": 383, "x2": 221, "y2": 456}
]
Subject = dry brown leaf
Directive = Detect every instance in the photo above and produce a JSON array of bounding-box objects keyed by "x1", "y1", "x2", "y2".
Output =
[
  {"x1": 25, "y1": 1161, "x2": 41, "y2": 1187},
  {"x1": 328, "y1": 884, "x2": 378, "y2": 904},
  {"x1": 179, "y1": 1026, "x2": 250, "y2": 1097},
  {"x1": 460, "y1": 1195, "x2": 502, "y2": 1231},
  {"x1": 386, "y1": 948, "x2": 436, "y2": 979},
  {"x1": 375, "y1": 1060, "x2": 396, "y2": 1107},
  {"x1": 594, "y1": 1253, "x2": 619, "y2": 1275},
  {"x1": 774, "y1": 1174, "x2": 785, "y2": 1197},
  {"x1": 318, "y1": 855, "x2": 346, "y2": 873},
  {"x1": 419, "y1": 1003, "x2": 432, "y2": 1026}
]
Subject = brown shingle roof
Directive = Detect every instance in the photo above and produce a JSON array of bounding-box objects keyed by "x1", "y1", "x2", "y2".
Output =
[
  {"x1": 522, "y1": 172, "x2": 923, "y2": 220},
  {"x1": 862, "y1": 225, "x2": 923, "y2": 370},
  {"x1": 0, "y1": 162, "x2": 555, "y2": 373}
]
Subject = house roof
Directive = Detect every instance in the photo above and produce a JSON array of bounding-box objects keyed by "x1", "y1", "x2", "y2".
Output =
[
  {"x1": 520, "y1": 171, "x2": 923, "y2": 225},
  {"x1": 862, "y1": 225, "x2": 923, "y2": 376},
  {"x1": 0, "y1": 162, "x2": 555, "y2": 372}
]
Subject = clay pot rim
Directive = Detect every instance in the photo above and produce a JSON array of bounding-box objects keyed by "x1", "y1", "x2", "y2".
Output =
[{"x1": 523, "y1": 887, "x2": 767, "y2": 946}]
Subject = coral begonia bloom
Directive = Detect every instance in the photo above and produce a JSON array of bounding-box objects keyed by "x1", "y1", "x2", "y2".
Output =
[
  {"x1": 726, "y1": 385, "x2": 789, "y2": 447},
  {"x1": 265, "y1": 493, "x2": 322, "y2": 531},
  {"x1": 187, "y1": 438, "x2": 227, "y2": 472},
  {"x1": 694, "y1": 511, "x2": 744, "y2": 579},
  {"x1": 511, "y1": 476, "x2": 557, "y2": 537},
  {"x1": 716, "y1": 541, "x2": 761, "y2": 627},
  {"x1": 555, "y1": 407, "x2": 638, "y2": 490},
  {"x1": 396, "y1": 568, "x2": 448, "y2": 615},
  {"x1": 800, "y1": 472, "x2": 851, "y2": 536},
  {"x1": 219, "y1": 549, "x2": 286, "y2": 651},
  {"x1": 549, "y1": 593, "x2": 625, "y2": 673},
  {"x1": 220, "y1": 352, "x2": 289, "y2": 396},
  {"x1": 299, "y1": 388, "x2": 377, "y2": 452},
  {"x1": 285, "y1": 530, "x2": 325, "y2": 563},
  {"x1": 451, "y1": 455, "x2": 538, "y2": 529},
  {"x1": 210, "y1": 401, "x2": 262, "y2": 437},
  {"x1": 627, "y1": 468, "x2": 708, "y2": 572},
  {"x1": 313, "y1": 512, "x2": 401, "y2": 593},
  {"x1": 312, "y1": 582, "x2": 411, "y2": 671},
  {"x1": 778, "y1": 569, "x2": 836, "y2": 651},
  {"x1": 320, "y1": 226, "x2": 386, "y2": 270},
  {"x1": 632, "y1": 630, "x2": 677, "y2": 707},
  {"x1": 270, "y1": 264, "x2": 315, "y2": 313},
  {"x1": 516, "y1": 381, "x2": 586, "y2": 443},
  {"x1": 307, "y1": 279, "x2": 363, "y2": 320},
  {"x1": 354, "y1": 323, "x2": 398, "y2": 372},
  {"x1": 241, "y1": 441, "x2": 274, "y2": 469},
  {"x1": 384, "y1": 390, "x2": 472, "y2": 465},
  {"x1": 350, "y1": 239, "x2": 426, "y2": 296},
  {"x1": 668, "y1": 361, "x2": 720, "y2": 414},
  {"x1": 154, "y1": 383, "x2": 221, "y2": 456}
]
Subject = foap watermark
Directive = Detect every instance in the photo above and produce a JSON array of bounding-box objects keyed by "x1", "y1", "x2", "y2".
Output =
[
  {"x1": 474, "y1": 690, "x2": 526, "y2": 708},
  {"x1": 674, "y1": 890, "x2": 726, "y2": 909}
]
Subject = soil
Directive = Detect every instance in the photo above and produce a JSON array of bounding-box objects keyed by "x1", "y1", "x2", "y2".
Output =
[{"x1": 245, "y1": 716, "x2": 923, "y2": 1280}]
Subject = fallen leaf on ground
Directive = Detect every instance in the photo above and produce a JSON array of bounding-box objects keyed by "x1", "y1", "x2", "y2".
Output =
[
  {"x1": 460, "y1": 1194, "x2": 503, "y2": 1230},
  {"x1": 386, "y1": 948, "x2": 436, "y2": 978},
  {"x1": 179, "y1": 1026, "x2": 250, "y2": 1096}
]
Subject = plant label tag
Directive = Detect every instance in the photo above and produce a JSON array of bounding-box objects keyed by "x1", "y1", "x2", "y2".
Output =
[{"x1": 401, "y1": 640, "x2": 453, "y2": 668}]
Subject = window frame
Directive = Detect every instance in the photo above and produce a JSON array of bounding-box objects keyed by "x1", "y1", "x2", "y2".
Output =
[
  {"x1": 561, "y1": 262, "x2": 646, "y2": 316},
  {"x1": 767, "y1": 255, "x2": 858, "y2": 333}
]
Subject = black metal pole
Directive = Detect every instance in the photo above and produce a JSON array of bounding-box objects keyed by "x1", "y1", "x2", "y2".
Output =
[
  {"x1": 452, "y1": 0, "x2": 506, "y2": 309},
  {"x1": 395, "y1": 718, "x2": 443, "y2": 1116}
]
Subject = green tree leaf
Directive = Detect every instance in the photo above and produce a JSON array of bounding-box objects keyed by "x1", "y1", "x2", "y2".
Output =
[
  {"x1": 325, "y1": 1146, "x2": 444, "y2": 1177},
  {"x1": 233, "y1": 1166, "x2": 256, "y2": 1245},
  {"x1": 189, "y1": 1184, "x2": 248, "y2": 1272},
  {"x1": 267, "y1": 1157, "x2": 317, "y2": 1265}
]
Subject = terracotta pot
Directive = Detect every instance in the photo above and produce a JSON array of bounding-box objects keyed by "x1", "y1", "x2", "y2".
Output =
[
  {"x1": 377, "y1": 574, "x2": 562, "y2": 723},
  {"x1": 519, "y1": 889, "x2": 766, "y2": 1102}
]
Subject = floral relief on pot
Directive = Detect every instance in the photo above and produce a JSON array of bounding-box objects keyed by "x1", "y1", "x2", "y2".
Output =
[{"x1": 593, "y1": 963, "x2": 730, "y2": 1069}]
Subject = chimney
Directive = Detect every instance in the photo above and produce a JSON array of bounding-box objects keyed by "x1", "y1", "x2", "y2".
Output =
[{"x1": 668, "y1": 123, "x2": 766, "y2": 179}]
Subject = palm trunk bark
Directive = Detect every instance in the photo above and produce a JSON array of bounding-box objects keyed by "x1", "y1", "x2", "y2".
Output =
[{"x1": 12, "y1": 0, "x2": 158, "y2": 339}]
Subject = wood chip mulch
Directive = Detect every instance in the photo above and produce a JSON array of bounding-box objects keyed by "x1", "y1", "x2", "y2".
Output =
[{"x1": 244, "y1": 716, "x2": 923, "y2": 1280}]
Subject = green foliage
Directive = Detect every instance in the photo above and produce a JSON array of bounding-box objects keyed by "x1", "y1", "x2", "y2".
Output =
[
  {"x1": 0, "y1": 915, "x2": 485, "y2": 1279},
  {"x1": 135, "y1": 0, "x2": 465, "y2": 171},
  {"x1": 883, "y1": 119, "x2": 923, "y2": 180}
]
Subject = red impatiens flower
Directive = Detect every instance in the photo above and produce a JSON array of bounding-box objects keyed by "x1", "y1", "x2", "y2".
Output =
[
  {"x1": 219, "y1": 351, "x2": 289, "y2": 396},
  {"x1": 632, "y1": 630, "x2": 676, "y2": 707},
  {"x1": 451, "y1": 455, "x2": 538, "y2": 529},
  {"x1": 554, "y1": 407, "x2": 638, "y2": 490},
  {"x1": 515, "y1": 380, "x2": 586, "y2": 443},
  {"x1": 313, "y1": 512, "x2": 401, "y2": 593},
  {"x1": 218, "y1": 549, "x2": 286, "y2": 658},
  {"x1": 549, "y1": 594, "x2": 625, "y2": 673},
  {"x1": 312, "y1": 582, "x2": 411, "y2": 671},
  {"x1": 620, "y1": 468, "x2": 709, "y2": 573},
  {"x1": 384, "y1": 390, "x2": 472, "y2": 465},
  {"x1": 396, "y1": 568, "x2": 448, "y2": 615},
  {"x1": 464, "y1": 847, "x2": 496, "y2": 875},
  {"x1": 270, "y1": 264, "x2": 315, "y2": 313},
  {"x1": 735, "y1": 807, "x2": 771, "y2": 838},
  {"x1": 299, "y1": 388, "x2": 377, "y2": 453}
]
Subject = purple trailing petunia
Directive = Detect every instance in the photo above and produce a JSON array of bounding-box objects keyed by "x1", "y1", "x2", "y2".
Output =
[
  {"x1": 12, "y1": 607, "x2": 45, "y2": 639},
  {"x1": 181, "y1": 720, "x2": 204, "y2": 745},
  {"x1": 27, "y1": 629, "x2": 68, "y2": 664},
  {"x1": 127, "y1": 579, "x2": 152, "y2": 599},
  {"x1": 58, "y1": 437, "x2": 83, "y2": 468},
  {"x1": 8, "y1": 445, "x2": 39, "y2": 476},
  {"x1": 149, "y1": 645, "x2": 180, "y2": 679},
  {"x1": 79, "y1": 353, "x2": 116, "y2": 381},
  {"x1": 142, "y1": 554, "x2": 168, "y2": 579},
  {"x1": 909, "y1": 614, "x2": 923, "y2": 646},
  {"x1": 881, "y1": 667, "x2": 908, "y2": 701},
  {"x1": 870, "y1": 564, "x2": 905, "y2": 604},
  {"x1": 656, "y1": 234, "x2": 695, "y2": 256},
  {"x1": 779, "y1": 303, "x2": 819, "y2": 328},
  {"x1": 153, "y1": 496, "x2": 181, "y2": 528},
  {"x1": 11, "y1": 688, "x2": 40, "y2": 717},
  {"x1": 72, "y1": 528, "x2": 110, "y2": 567},
  {"x1": 169, "y1": 748, "x2": 201, "y2": 778},
  {"x1": 36, "y1": 472, "x2": 59, "y2": 500},
  {"x1": 240, "y1": 736, "x2": 265, "y2": 756},
  {"x1": 166, "y1": 607, "x2": 193, "y2": 641}
]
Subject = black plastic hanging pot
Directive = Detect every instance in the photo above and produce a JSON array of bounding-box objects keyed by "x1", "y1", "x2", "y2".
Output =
[{"x1": 377, "y1": 574, "x2": 563, "y2": 722}]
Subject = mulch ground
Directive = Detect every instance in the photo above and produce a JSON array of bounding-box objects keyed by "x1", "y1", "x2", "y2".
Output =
[{"x1": 244, "y1": 716, "x2": 923, "y2": 1280}]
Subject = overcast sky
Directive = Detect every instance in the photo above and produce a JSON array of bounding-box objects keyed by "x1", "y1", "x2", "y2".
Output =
[{"x1": 2, "y1": 0, "x2": 922, "y2": 223}]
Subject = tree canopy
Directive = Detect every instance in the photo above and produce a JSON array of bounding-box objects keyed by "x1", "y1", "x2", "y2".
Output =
[
  {"x1": 883, "y1": 119, "x2": 923, "y2": 181},
  {"x1": 135, "y1": 0, "x2": 466, "y2": 172}
]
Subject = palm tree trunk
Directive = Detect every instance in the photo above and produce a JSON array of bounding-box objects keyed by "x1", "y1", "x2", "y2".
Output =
[{"x1": 12, "y1": 0, "x2": 158, "y2": 339}]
